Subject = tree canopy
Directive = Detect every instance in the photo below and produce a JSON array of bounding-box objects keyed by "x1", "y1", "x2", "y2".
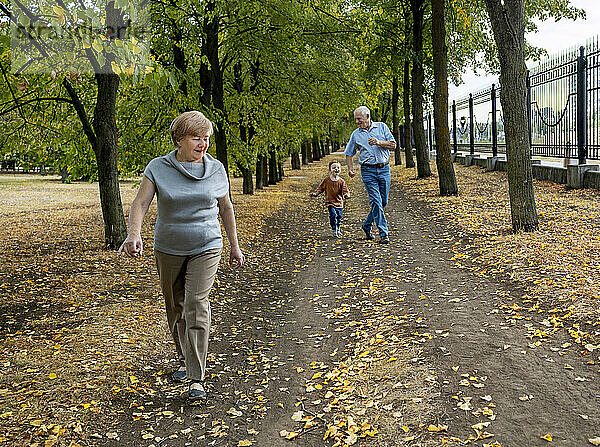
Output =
[{"x1": 1, "y1": 0, "x2": 585, "y2": 178}]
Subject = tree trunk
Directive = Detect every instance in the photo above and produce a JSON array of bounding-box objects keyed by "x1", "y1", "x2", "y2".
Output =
[
  {"x1": 381, "y1": 92, "x2": 392, "y2": 123},
  {"x1": 411, "y1": 0, "x2": 431, "y2": 178},
  {"x1": 292, "y1": 151, "x2": 301, "y2": 169},
  {"x1": 432, "y1": 0, "x2": 458, "y2": 195},
  {"x1": 306, "y1": 139, "x2": 313, "y2": 163},
  {"x1": 233, "y1": 63, "x2": 254, "y2": 195},
  {"x1": 243, "y1": 167, "x2": 253, "y2": 194},
  {"x1": 312, "y1": 135, "x2": 321, "y2": 160},
  {"x1": 268, "y1": 149, "x2": 277, "y2": 185},
  {"x1": 301, "y1": 141, "x2": 308, "y2": 165},
  {"x1": 277, "y1": 161, "x2": 283, "y2": 182},
  {"x1": 236, "y1": 164, "x2": 253, "y2": 194},
  {"x1": 198, "y1": 63, "x2": 212, "y2": 109},
  {"x1": 92, "y1": 2, "x2": 127, "y2": 249},
  {"x1": 172, "y1": 26, "x2": 189, "y2": 111},
  {"x1": 203, "y1": 0, "x2": 228, "y2": 174},
  {"x1": 403, "y1": 59, "x2": 415, "y2": 168},
  {"x1": 392, "y1": 76, "x2": 402, "y2": 165},
  {"x1": 484, "y1": 0, "x2": 538, "y2": 232},
  {"x1": 261, "y1": 155, "x2": 268, "y2": 186},
  {"x1": 93, "y1": 72, "x2": 127, "y2": 249},
  {"x1": 256, "y1": 154, "x2": 264, "y2": 189}
]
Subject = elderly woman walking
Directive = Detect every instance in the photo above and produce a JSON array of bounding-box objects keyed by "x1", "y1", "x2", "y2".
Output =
[{"x1": 119, "y1": 110, "x2": 245, "y2": 400}]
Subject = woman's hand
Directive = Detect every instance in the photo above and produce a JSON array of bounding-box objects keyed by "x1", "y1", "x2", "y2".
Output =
[
  {"x1": 229, "y1": 247, "x2": 245, "y2": 268},
  {"x1": 118, "y1": 176, "x2": 155, "y2": 258},
  {"x1": 118, "y1": 234, "x2": 143, "y2": 258}
]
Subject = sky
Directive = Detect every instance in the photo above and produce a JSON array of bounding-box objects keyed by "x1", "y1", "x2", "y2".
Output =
[{"x1": 448, "y1": 0, "x2": 599, "y2": 101}]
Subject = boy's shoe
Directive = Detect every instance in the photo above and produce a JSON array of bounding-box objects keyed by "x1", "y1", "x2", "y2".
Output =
[
  {"x1": 378, "y1": 236, "x2": 390, "y2": 244},
  {"x1": 362, "y1": 226, "x2": 374, "y2": 240},
  {"x1": 336, "y1": 227, "x2": 342, "y2": 237},
  {"x1": 189, "y1": 380, "x2": 207, "y2": 400},
  {"x1": 172, "y1": 365, "x2": 187, "y2": 382}
]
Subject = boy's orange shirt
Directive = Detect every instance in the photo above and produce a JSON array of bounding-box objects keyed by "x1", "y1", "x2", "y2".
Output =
[{"x1": 316, "y1": 177, "x2": 349, "y2": 208}]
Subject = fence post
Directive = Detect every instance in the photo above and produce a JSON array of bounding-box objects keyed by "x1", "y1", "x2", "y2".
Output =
[
  {"x1": 452, "y1": 100, "x2": 457, "y2": 154},
  {"x1": 491, "y1": 84, "x2": 498, "y2": 158},
  {"x1": 469, "y1": 93, "x2": 474, "y2": 156},
  {"x1": 577, "y1": 45, "x2": 587, "y2": 164},
  {"x1": 526, "y1": 70, "x2": 532, "y2": 151}
]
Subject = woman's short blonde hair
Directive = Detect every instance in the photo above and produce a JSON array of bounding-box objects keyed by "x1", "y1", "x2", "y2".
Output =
[{"x1": 170, "y1": 111, "x2": 214, "y2": 146}]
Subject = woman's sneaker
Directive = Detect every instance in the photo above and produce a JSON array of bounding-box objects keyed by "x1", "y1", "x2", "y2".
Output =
[
  {"x1": 189, "y1": 380, "x2": 207, "y2": 400},
  {"x1": 172, "y1": 365, "x2": 187, "y2": 382}
]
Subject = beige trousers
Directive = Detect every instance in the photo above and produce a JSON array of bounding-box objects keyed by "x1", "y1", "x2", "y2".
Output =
[{"x1": 155, "y1": 248, "x2": 221, "y2": 381}]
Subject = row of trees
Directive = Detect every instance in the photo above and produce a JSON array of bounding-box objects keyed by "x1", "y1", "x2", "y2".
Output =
[
  {"x1": 356, "y1": 0, "x2": 581, "y2": 232},
  {"x1": 0, "y1": 0, "x2": 584, "y2": 246}
]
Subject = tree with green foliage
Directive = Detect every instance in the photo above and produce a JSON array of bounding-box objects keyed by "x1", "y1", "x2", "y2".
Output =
[
  {"x1": 409, "y1": 0, "x2": 431, "y2": 178},
  {"x1": 431, "y1": 0, "x2": 457, "y2": 195},
  {"x1": 470, "y1": 0, "x2": 584, "y2": 231},
  {"x1": 484, "y1": 0, "x2": 539, "y2": 231},
  {"x1": 0, "y1": 0, "x2": 152, "y2": 248}
]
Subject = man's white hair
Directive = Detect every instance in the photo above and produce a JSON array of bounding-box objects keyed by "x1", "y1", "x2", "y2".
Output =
[{"x1": 354, "y1": 106, "x2": 370, "y2": 117}]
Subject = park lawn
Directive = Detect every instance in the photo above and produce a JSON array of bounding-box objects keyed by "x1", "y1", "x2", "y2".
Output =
[{"x1": 392, "y1": 161, "x2": 600, "y2": 350}]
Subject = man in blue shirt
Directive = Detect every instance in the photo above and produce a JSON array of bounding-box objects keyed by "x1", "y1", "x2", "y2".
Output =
[{"x1": 345, "y1": 106, "x2": 396, "y2": 244}]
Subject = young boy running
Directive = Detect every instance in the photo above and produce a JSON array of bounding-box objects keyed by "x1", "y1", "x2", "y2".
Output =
[{"x1": 309, "y1": 160, "x2": 350, "y2": 237}]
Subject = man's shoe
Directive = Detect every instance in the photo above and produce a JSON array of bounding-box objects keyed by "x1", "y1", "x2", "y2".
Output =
[
  {"x1": 362, "y1": 226, "x2": 374, "y2": 240},
  {"x1": 172, "y1": 365, "x2": 187, "y2": 382},
  {"x1": 336, "y1": 227, "x2": 342, "y2": 237},
  {"x1": 331, "y1": 229, "x2": 338, "y2": 238},
  {"x1": 378, "y1": 236, "x2": 390, "y2": 244},
  {"x1": 189, "y1": 380, "x2": 207, "y2": 400}
]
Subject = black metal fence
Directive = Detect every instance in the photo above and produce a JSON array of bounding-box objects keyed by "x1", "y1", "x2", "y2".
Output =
[{"x1": 424, "y1": 37, "x2": 600, "y2": 162}]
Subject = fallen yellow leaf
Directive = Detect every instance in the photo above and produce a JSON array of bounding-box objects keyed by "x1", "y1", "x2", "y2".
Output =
[{"x1": 541, "y1": 433, "x2": 553, "y2": 442}]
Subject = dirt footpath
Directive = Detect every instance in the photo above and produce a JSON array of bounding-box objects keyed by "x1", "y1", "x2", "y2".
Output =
[
  {"x1": 385, "y1": 185, "x2": 600, "y2": 446},
  {"x1": 94, "y1": 158, "x2": 600, "y2": 447}
]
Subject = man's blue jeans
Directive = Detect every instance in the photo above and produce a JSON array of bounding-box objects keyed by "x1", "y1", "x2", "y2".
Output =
[{"x1": 360, "y1": 164, "x2": 391, "y2": 238}]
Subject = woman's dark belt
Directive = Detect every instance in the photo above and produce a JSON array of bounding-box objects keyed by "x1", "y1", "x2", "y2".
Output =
[{"x1": 361, "y1": 161, "x2": 389, "y2": 169}]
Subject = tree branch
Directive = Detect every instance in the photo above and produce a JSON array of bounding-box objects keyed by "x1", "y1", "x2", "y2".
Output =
[
  {"x1": 0, "y1": 96, "x2": 74, "y2": 117},
  {"x1": 62, "y1": 80, "x2": 97, "y2": 148}
]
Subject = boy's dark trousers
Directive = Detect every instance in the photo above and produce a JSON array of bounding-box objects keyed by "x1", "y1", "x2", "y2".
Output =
[{"x1": 328, "y1": 205, "x2": 343, "y2": 230}]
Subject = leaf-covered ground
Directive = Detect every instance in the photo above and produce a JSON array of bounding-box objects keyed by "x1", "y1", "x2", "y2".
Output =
[{"x1": 0, "y1": 156, "x2": 599, "y2": 446}]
